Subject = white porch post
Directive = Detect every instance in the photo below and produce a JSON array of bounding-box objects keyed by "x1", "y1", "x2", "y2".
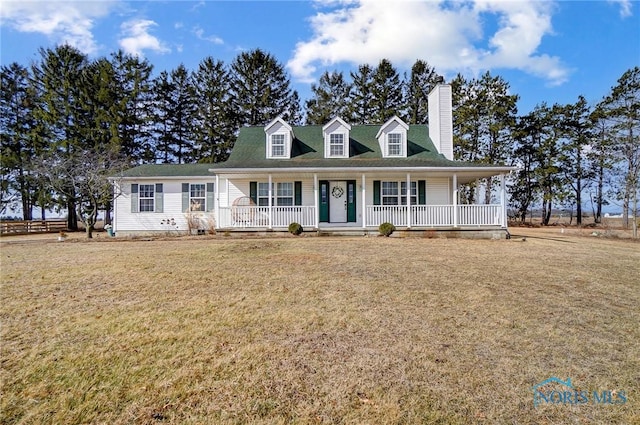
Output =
[
  {"x1": 268, "y1": 174, "x2": 273, "y2": 230},
  {"x1": 406, "y1": 173, "x2": 411, "y2": 228},
  {"x1": 453, "y1": 173, "x2": 458, "y2": 228},
  {"x1": 215, "y1": 175, "x2": 220, "y2": 229},
  {"x1": 112, "y1": 182, "x2": 118, "y2": 233},
  {"x1": 361, "y1": 174, "x2": 366, "y2": 229},
  {"x1": 314, "y1": 173, "x2": 319, "y2": 229},
  {"x1": 500, "y1": 174, "x2": 506, "y2": 228}
]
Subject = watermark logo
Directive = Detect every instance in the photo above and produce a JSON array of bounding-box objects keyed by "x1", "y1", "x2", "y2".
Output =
[{"x1": 533, "y1": 377, "x2": 627, "y2": 407}]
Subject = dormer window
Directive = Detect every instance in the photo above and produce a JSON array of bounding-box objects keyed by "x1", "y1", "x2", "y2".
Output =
[
  {"x1": 387, "y1": 133, "x2": 403, "y2": 156},
  {"x1": 323, "y1": 117, "x2": 351, "y2": 158},
  {"x1": 271, "y1": 134, "x2": 286, "y2": 157},
  {"x1": 377, "y1": 116, "x2": 409, "y2": 158},
  {"x1": 264, "y1": 117, "x2": 293, "y2": 159},
  {"x1": 330, "y1": 134, "x2": 345, "y2": 156}
]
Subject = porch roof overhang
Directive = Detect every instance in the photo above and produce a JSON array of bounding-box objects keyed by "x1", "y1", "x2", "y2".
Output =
[{"x1": 209, "y1": 166, "x2": 515, "y2": 184}]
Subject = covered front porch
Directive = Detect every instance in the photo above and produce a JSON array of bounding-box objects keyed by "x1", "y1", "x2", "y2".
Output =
[
  {"x1": 213, "y1": 170, "x2": 510, "y2": 232},
  {"x1": 216, "y1": 203, "x2": 505, "y2": 229}
]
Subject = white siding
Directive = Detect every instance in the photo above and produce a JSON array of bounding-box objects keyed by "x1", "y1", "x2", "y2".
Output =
[
  {"x1": 114, "y1": 179, "x2": 214, "y2": 235},
  {"x1": 227, "y1": 179, "x2": 249, "y2": 207},
  {"x1": 426, "y1": 178, "x2": 450, "y2": 204},
  {"x1": 301, "y1": 182, "x2": 314, "y2": 206}
]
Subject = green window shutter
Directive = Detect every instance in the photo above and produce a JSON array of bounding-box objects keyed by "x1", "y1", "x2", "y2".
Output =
[
  {"x1": 294, "y1": 181, "x2": 302, "y2": 206},
  {"x1": 418, "y1": 180, "x2": 426, "y2": 205},
  {"x1": 131, "y1": 184, "x2": 139, "y2": 213},
  {"x1": 373, "y1": 180, "x2": 381, "y2": 205},
  {"x1": 155, "y1": 183, "x2": 164, "y2": 213},
  {"x1": 319, "y1": 180, "x2": 329, "y2": 222},
  {"x1": 206, "y1": 183, "x2": 215, "y2": 212},
  {"x1": 249, "y1": 181, "x2": 257, "y2": 204},
  {"x1": 182, "y1": 183, "x2": 189, "y2": 212},
  {"x1": 347, "y1": 180, "x2": 356, "y2": 222}
]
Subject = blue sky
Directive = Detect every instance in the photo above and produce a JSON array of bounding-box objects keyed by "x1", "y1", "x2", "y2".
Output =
[{"x1": 1, "y1": 0, "x2": 638, "y2": 115}]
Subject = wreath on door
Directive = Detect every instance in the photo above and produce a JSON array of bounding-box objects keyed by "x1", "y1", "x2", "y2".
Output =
[{"x1": 331, "y1": 186, "x2": 344, "y2": 198}]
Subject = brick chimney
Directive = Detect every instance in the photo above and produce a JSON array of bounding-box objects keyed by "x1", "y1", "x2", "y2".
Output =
[{"x1": 428, "y1": 84, "x2": 453, "y2": 160}]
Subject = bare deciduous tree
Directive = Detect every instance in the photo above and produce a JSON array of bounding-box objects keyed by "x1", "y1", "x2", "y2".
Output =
[{"x1": 36, "y1": 151, "x2": 126, "y2": 238}]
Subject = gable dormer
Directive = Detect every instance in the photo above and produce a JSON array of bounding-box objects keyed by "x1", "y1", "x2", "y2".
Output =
[
  {"x1": 376, "y1": 116, "x2": 409, "y2": 158},
  {"x1": 264, "y1": 117, "x2": 293, "y2": 159},
  {"x1": 322, "y1": 117, "x2": 351, "y2": 159}
]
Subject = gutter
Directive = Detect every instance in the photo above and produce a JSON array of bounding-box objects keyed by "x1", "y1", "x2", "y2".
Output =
[{"x1": 208, "y1": 166, "x2": 517, "y2": 175}]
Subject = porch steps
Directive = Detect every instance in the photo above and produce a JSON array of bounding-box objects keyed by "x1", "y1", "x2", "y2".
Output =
[{"x1": 316, "y1": 229, "x2": 373, "y2": 237}]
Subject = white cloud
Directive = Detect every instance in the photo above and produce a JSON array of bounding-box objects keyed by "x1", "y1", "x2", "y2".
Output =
[
  {"x1": 118, "y1": 19, "x2": 170, "y2": 56},
  {"x1": 608, "y1": 0, "x2": 633, "y2": 18},
  {"x1": 0, "y1": 0, "x2": 117, "y2": 55},
  {"x1": 287, "y1": 0, "x2": 570, "y2": 85},
  {"x1": 474, "y1": 0, "x2": 569, "y2": 85},
  {"x1": 193, "y1": 26, "x2": 223, "y2": 44}
]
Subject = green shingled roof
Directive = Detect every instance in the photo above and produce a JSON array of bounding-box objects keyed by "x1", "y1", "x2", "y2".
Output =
[
  {"x1": 119, "y1": 123, "x2": 502, "y2": 178},
  {"x1": 214, "y1": 124, "x2": 462, "y2": 169},
  {"x1": 119, "y1": 163, "x2": 215, "y2": 178}
]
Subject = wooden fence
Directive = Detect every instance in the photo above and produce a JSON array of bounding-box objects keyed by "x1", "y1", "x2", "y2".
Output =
[{"x1": 0, "y1": 220, "x2": 68, "y2": 235}]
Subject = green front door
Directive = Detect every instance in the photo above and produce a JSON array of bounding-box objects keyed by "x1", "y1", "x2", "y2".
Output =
[{"x1": 319, "y1": 180, "x2": 356, "y2": 223}]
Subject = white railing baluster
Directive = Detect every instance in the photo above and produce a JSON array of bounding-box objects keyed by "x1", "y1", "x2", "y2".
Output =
[
  {"x1": 364, "y1": 204, "x2": 500, "y2": 228},
  {"x1": 217, "y1": 206, "x2": 317, "y2": 228},
  {"x1": 217, "y1": 204, "x2": 501, "y2": 229}
]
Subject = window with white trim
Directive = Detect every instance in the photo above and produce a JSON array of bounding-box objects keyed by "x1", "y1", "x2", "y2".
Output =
[
  {"x1": 380, "y1": 181, "x2": 417, "y2": 205},
  {"x1": 258, "y1": 182, "x2": 271, "y2": 206},
  {"x1": 401, "y1": 181, "x2": 417, "y2": 205},
  {"x1": 387, "y1": 133, "x2": 403, "y2": 156},
  {"x1": 257, "y1": 182, "x2": 295, "y2": 206},
  {"x1": 382, "y1": 181, "x2": 399, "y2": 205},
  {"x1": 139, "y1": 184, "x2": 155, "y2": 212},
  {"x1": 276, "y1": 182, "x2": 294, "y2": 206},
  {"x1": 271, "y1": 134, "x2": 286, "y2": 157},
  {"x1": 190, "y1": 183, "x2": 206, "y2": 211},
  {"x1": 329, "y1": 133, "x2": 344, "y2": 157}
]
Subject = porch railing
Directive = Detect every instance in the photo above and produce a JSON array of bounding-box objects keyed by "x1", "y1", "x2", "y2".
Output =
[
  {"x1": 365, "y1": 204, "x2": 502, "y2": 227},
  {"x1": 457, "y1": 204, "x2": 502, "y2": 226},
  {"x1": 217, "y1": 206, "x2": 316, "y2": 228},
  {"x1": 216, "y1": 204, "x2": 502, "y2": 229}
]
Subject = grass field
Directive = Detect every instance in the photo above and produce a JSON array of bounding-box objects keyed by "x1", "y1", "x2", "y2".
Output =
[{"x1": 1, "y1": 231, "x2": 638, "y2": 424}]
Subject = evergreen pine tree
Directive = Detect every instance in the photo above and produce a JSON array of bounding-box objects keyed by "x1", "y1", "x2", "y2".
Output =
[
  {"x1": 305, "y1": 70, "x2": 351, "y2": 125},
  {"x1": 192, "y1": 57, "x2": 236, "y2": 163},
  {"x1": 371, "y1": 59, "x2": 404, "y2": 123},
  {"x1": 230, "y1": 49, "x2": 294, "y2": 126}
]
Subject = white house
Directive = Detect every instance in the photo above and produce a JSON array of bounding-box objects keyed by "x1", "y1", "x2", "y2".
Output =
[{"x1": 112, "y1": 84, "x2": 515, "y2": 237}]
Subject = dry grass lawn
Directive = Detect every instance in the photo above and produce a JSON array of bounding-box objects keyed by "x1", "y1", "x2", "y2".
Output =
[{"x1": 1, "y1": 231, "x2": 639, "y2": 424}]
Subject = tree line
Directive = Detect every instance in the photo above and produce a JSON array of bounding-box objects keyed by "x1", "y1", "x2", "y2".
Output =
[{"x1": 1, "y1": 44, "x2": 638, "y2": 234}]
